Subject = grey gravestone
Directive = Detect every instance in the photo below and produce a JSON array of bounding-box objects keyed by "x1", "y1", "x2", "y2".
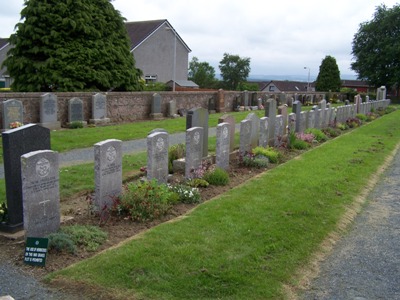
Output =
[
  {"x1": 376, "y1": 86, "x2": 386, "y2": 100},
  {"x1": 90, "y1": 93, "x2": 110, "y2": 125},
  {"x1": 147, "y1": 131, "x2": 169, "y2": 184},
  {"x1": 288, "y1": 113, "x2": 296, "y2": 133},
  {"x1": 2, "y1": 99, "x2": 23, "y2": 130},
  {"x1": 299, "y1": 111, "x2": 307, "y2": 132},
  {"x1": 265, "y1": 98, "x2": 277, "y2": 146},
  {"x1": 94, "y1": 139, "x2": 122, "y2": 210},
  {"x1": 39, "y1": 93, "x2": 61, "y2": 130},
  {"x1": 274, "y1": 115, "x2": 284, "y2": 147},
  {"x1": 216, "y1": 123, "x2": 230, "y2": 170},
  {"x1": 318, "y1": 100, "x2": 327, "y2": 127},
  {"x1": 186, "y1": 108, "x2": 209, "y2": 158},
  {"x1": 68, "y1": 97, "x2": 86, "y2": 125},
  {"x1": 292, "y1": 100, "x2": 302, "y2": 133},
  {"x1": 1, "y1": 124, "x2": 50, "y2": 233},
  {"x1": 354, "y1": 94, "x2": 362, "y2": 114},
  {"x1": 313, "y1": 107, "x2": 321, "y2": 129},
  {"x1": 259, "y1": 117, "x2": 269, "y2": 148},
  {"x1": 185, "y1": 127, "x2": 203, "y2": 179},
  {"x1": 245, "y1": 113, "x2": 260, "y2": 149},
  {"x1": 208, "y1": 98, "x2": 216, "y2": 114},
  {"x1": 150, "y1": 93, "x2": 163, "y2": 120},
  {"x1": 168, "y1": 100, "x2": 177, "y2": 117},
  {"x1": 21, "y1": 150, "x2": 60, "y2": 238},
  {"x1": 243, "y1": 91, "x2": 249, "y2": 107},
  {"x1": 278, "y1": 105, "x2": 288, "y2": 135},
  {"x1": 307, "y1": 110, "x2": 315, "y2": 129},
  {"x1": 218, "y1": 114, "x2": 235, "y2": 152},
  {"x1": 239, "y1": 119, "x2": 252, "y2": 155}
]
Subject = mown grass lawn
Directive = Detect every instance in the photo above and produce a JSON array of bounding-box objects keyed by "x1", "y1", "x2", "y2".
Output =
[{"x1": 46, "y1": 110, "x2": 400, "y2": 299}]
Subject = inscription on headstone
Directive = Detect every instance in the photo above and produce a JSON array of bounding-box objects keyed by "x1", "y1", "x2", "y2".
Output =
[
  {"x1": 147, "y1": 131, "x2": 169, "y2": 184},
  {"x1": 39, "y1": 93, "x2": 61, "y2": 130},
  {"x1": 21, "y1": 150, "x2": 60, "y2": 238}
]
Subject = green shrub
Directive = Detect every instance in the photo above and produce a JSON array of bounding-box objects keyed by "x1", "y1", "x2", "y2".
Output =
[
  {"x1": 356, "y1": 113, "x2": 367, "y2": 121},
  {"x1": 61, "y1": 225, "x2": 108, "y2": 252},
  {"x1": 186, "y1": 178, "x2": 209, "y2": 188},
  {"x1": 304, "y1": 128, "x2": 328, "y2": 142},
  {"x1": 346, "y1": 117, "x2": 362, "y2": 128},
  {"x1": 203, "y1": 167, "x2": 230, "y2": 186},
  {"x1": 169, "y1": 184, "x2": 201, "y2": 203},
  {"x1": 290, "y1": 139, "x2": 310, "y2": 150},
  {"x1": 241, "y1": 152, "x2": 269, "y2": 169},
  {"x1": 115, "y1": 180, "x2": 177, "y2": 222},
  {"x1": 322, "y1": 127, "x2": 341, "y2": 138},
  {"x1": 168, "y1": 143, "x2": 185, "y2": 173},
  {"x1": 336, "y1": 122, "x2": 348, "y2": 131},
  {"x1": 385, "y1": 106, "x2": 397, "y2": 114},
  {"x1": 252, "y1": 146, "x2": 281, "y2": 163},
  {"x1": 69, "y1": 121, "x2": 84, "y2": 129},
  {"x1": 47, "y1": 232, "x2": 77, "y2": 254}
]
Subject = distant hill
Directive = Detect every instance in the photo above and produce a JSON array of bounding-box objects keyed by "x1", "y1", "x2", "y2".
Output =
[{"x1": 247, "y1": 74, "x2": 358, "y2": 82}]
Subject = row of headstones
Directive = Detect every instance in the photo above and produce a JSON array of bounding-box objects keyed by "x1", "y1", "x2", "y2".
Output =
[
  {"x1": 335, "y1": 99, "x2": 391, "y2": 124},
  {"x1": 1, "y1": 93, "x2": 109, "y2": 130}
]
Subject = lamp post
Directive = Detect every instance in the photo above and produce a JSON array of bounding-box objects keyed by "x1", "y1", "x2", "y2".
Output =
[
  {"x1": 304, "y1": 67, "x2": 310, "y2": 92},
  {"x1": 166, "y1": 26, "x2": 177, "y2": 92}
]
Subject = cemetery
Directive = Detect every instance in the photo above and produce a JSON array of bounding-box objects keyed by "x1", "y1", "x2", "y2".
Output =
[{"x1": 0, "y1": 92, "x2": 396, "y2": 298}]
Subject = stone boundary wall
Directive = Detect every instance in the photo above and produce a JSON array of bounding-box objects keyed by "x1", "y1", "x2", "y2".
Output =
[{"x1": 0, "y1": 90, "x2": 327, "y2": 129}]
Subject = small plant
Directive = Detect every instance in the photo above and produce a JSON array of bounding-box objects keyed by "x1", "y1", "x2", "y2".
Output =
[
  {"x1": 169, "y1": 184, "x2": 201, "y2": 203},
  {"x1": 290, "y1": 138, "x2": 310, "y2": 150},
  {"x1": 356, "y1": 113, "x2": 367, "y2": 122},
  {"x1": 69, "y1": 121, "x2": 84, "y2": 129},
  {"x1": 47, "y1": 232, "x2": 77, "y2": 254},
  {"x1": 384, "y1": 106, "x2": 396, "y2": 114},
  {"x1": 304, "y1": 128, "x2": 328, "y2": 142},
  {"x1": 115, "y1": 179, "x2": 177, "y2": 222},
  {"x1": 336, "y1": 122, "x2": 348, "y2": 131},
  {"x1": 252, "y1": 146, "x2": 281, "y2": 163},
  {"x1": 190, "y1": 160, "x2": 212, "y2": 179},
  {"x1": 9, "y1": 121, "x2": 23, "y2": 129},
  {"x1": 296, "y1": 132, "x2": 315, "y2": 143},
  {"x1": 322, "y1": 127, "x2": 341, "y2": 138},
  {"x1": 240, "y1": 152, "x2": 269, "y2": 169},
  {"x1": 168, "y1": 143, "x2": 185, "y2": 173},
  {"x1": 203, "y1": 167, "x2": 230, "y2": 186},
  {"x1": 186, "y1": 178, "x2": 209, "y2": 188},
  {"x1": 365, "y1": 112, "x2": 377, "y2": 122},
  {"x1": 346, "y1": 117, "x2": 362, "y2": 128},
  {"x1": 61, "y1": 225, "x2": 108, "y2": 252},
  {"x1": 0, "y1": 203, "x2": 8, "y2": 223}
]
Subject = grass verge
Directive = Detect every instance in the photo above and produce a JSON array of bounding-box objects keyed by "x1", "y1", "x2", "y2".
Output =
[{"x1": 46, "y1": 110, "x2": 400, "y2": 299}]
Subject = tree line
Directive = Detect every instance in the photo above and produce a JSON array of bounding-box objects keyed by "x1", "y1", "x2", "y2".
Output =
[{"x1": 2, "y1": 1, "x2": 399, "y2": 94}]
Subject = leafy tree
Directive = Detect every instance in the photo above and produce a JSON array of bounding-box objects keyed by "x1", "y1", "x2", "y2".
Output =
[
  {"x1": 219, "y1": 53, "x2": 251, "y2": 90},
  {"x1": 351, "y1": 4, "x2": 400, "y2": 91},
  {"x1": 3, "y1": 0, "x2": 141, "y2": 92},
  {"x1": 315, "y1": 55, "x2": 341, "y2": 92},
  {"x1": 188, "y1": 57, "x2": 217, "y2": 88}
]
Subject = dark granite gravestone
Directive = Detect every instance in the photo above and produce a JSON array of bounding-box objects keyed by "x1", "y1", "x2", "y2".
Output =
[
  {"x1": 186, "y1": 108, "x2": 209, "y2": 158},
  {"x1": 1, "y1": 124, "x2": 51, "y2": 233}
]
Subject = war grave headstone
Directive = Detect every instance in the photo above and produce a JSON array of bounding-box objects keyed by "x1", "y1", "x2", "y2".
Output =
[
  {"x1": 218, "y1": 114, "x2": 235, "y2": 153},
  {"x1": 288, "y1": 113, "x2": 296, "y2": 133},
  {"x1": 2, "y1": 99, "x2": 23, "y2": 130},
  {"x1": 274, "y1": 115, "x2": 284, "y2": 147},
  {"x1": 278, "y1": 105, "x2": 288, "y2": 136},
  {"x1": 216, "y1": 123, "x2": 230, "y2": 170},
  {"x1": 299, "y1": 111, "x2": 307, "y2": 132},
  {"x1": 94, "y1": 139, "x2": 122, "y2": 210},
  {"x1": 185, "y1": 127, "x2": 204, "y2": 179},
  {"x1": 292, "y1": 100, "x2": 302, "y2": 133},
  {"x1": 21, "y1": 150, "x2": 60, "y2": 238},
  {"x1": 239, "y1": 119, "x2": 252, "y2": 155},
  {"x1": 150, "y1": 93, "x2": 163, "y2": 120},
  {"x1": 39, "y1": 93, "x2": 61, "y2": 130},
  {"x1": 376, "y1": 86, "x2": 386, "y2": 100},
  {"x1": 259, "y1": 117, "x2": 269, "y2": 148},
  {"x1": 243, "y1": 90, "x2": 249, "y2": 109},
  {"x1": 208, "y1": 98, "x2": 216, "y2": 114},
  {"x1": 313, "y1": 106, "x2": 321, "y2": 129},
  {"x1": 68, "y1": 97, "x2": 87, "y2": 126},
  {"x1": 279, "y1": 93, "x2": 286, "y2": 106},
  {"x1": 147, "y1": 131, "x2": 169, "y2": 184},
  {"x1": 318, "y1": 100, "x2": 327, "y2": 128},
  {"x1": 245, "y1": 113, "x2": 260, "y2": 149},
  {"x1": 187, "y1": 108, "x2": 209, "y2": 158},
  {"x1": 90, "y1": 93, "x2": 110, "y2": 125},
  {"x1": 265, "y1": 98, "x2": 277, "y2": 146},
  {"x1": 354, "y1": 94, "x2": 362, "y2": 114},
  {"x1": 1, "y1": 124, "x2": 50, "y2": 233},
  {"x1": 307, "y1": 110, "x2": 315, "y2": 129}
]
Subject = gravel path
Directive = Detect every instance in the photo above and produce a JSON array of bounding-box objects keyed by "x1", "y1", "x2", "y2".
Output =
[{"x1": 301, "y1": 148, "x2": 400, "y2": 299}]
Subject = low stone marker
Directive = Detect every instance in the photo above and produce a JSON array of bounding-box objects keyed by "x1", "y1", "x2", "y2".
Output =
[
  {"x1": 21, "y1": 150, "x2": 60, "y2": 238},
  {"x1": 216, "y1": 123, "x2": 230, "y2": 170},
  {"x1": 185, "y1": 127, "x2": 204, "y2": 179},
  {"x1": 2, "y1": 99, "x2": 23, "y2": 130},
  {"x1": 90, "y1": 93, "x2": 110, "y2": 125},
  {"x1": 94, "y1": 139, "x2": 122, "y2": 210},
  {"x1": 39, "y1": 93, "x2": 61, "y2": 130},
  {"x1": 147, "y1": 131, "x2": 169, "y2": 184}
]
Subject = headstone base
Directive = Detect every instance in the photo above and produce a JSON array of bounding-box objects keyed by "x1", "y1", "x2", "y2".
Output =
[
  {"x1": 0, "y1": 222, "x2": 23, "y2": 234},
  {"x1": 38, "y1": 121, "x2": 61, "y2": 130},
  {"x1": 169, "y1": 114, "x2": 180, "y2": 118},
  {"x1": 67, "y1": 121, "x2": 87, "y2": 127},
  {"x1": 89, "y1": 118, "x2": 110, "y2": 125},
  {"x1": 150, "y1": 113, "x2": 163, "y2": 120}
]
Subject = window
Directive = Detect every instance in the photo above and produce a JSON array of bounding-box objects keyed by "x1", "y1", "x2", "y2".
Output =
[
  {"x1": 145, "y1": 75, "x2": 157, "y2": 84},
  {"x1": 269, "y1": 85, "x2": 275, "y2": 92}
]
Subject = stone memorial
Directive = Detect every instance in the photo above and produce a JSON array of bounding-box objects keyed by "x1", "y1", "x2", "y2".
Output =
[
  {"x1": 2, "y1": 99, "x2": 23, "y2": 130},
  {"x1": 168, "y1": 100, "x2": 179, "y2": 118},
  {"x1": 292, "y1": 100, "x2": 302, "y2": 133},
  {"x1": 68, "y1": 97, "x2": 86, "y2": 126},
  {"x1": 239, "y1": 119, "x2": 252, "y2": 155},
  {"x1": 299, "y1": 111, "x2": 307, "y2": 132},
  {"x1": 147, "y1": 131, "x2": 169, "y2": 184},
  {"x1": 94, "y1": 139, "x2": 122, "y2": 210},
  {"x1": 259, "y1": 117, "x2": 269, "y2": 147},
  {"x1": 21, "y1": 150, "x2": 60, "y2": 238},
  {"x1": 313, "y1": 107, "x2": 321, "y2": 129},
  {"x1": 185, "y1": 127, "x2": 203, "y2": 179},
  {"x1": 288, "y1": 113, "x2": 296, "y2": 133},
  {"x1": 1, "y1": 124, "x2": 50, "y2": 233},
  {"x1": 376, "y1": 86, "x2": 387, "y2": 100},
  {"x1": 243, "y1": 90, "x2": 249, "y2": 108},
  {"x1": 265, "y1": 98, "x2": 277, "y2": 146},
  {"x1": 245, "y1": 113, "x2": 260, "y2": 149},
  {"x1": 274, "y1": 115, "x2": 284, "y2": 147},
  {"x1": 318, "y1": 99, "x2": 327, "y2": 128},
  {"x1": 150, "y1": 93, "x2": 163, "y2": 120},
  {"x1": 278, "y1": 105, "x2": 288, "y2": 135},
  {"x1": 216, "y1": 123, "x2": 230, "y2": 170},
  {"x1": 39, "y1": 93, "x2": 61, "y2": 130},
  {"x1": 208, "y1": 98, "x2": 216, "y2": 114},
  {"x1": 218, "y1": 114, "x2": 235, "y2": 152},
  {"x1": 307, "y1": 110, "x2": 315, "y2": 129},
  {"x1": 187, "y1": 108, "x2": 209, "y2": 158},
  {"x1": 90, "y1": 93, "x2": 110, "y2": 125}
]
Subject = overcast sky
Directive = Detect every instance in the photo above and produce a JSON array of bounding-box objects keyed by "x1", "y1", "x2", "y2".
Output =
[{"x1": 0, "y1": 0, "x2": 398, "y2": 79}]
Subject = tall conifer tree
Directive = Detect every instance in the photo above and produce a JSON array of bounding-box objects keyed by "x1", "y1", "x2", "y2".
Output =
[{"x1": 4, "y1": 0, "x2": 141, "y2": 92}]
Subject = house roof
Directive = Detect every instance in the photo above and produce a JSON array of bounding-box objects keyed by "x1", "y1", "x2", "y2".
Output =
[
  {"x1": 167, "y1": 80, "x2": 199, "y2": 88},
  {"x1": 263, "y1": 80, "x2": 313, "y2": 92},
  {"x1": 125, "y1": 19, "x2": 191, "y2": 52},
  {"x1": 341, "y1": 80, "x2": 370, "y2": 87}
]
